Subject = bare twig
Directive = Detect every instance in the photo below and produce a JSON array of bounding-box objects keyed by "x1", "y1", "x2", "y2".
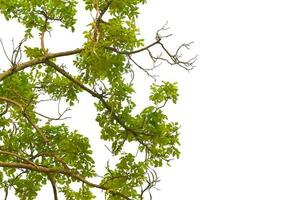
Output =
[
  {"x1": 12, "y1": 39, "x2": 26, "y2": 65},
  {"x1": 105, "y1": 39, "x2": 161, "y2": 55},
  {"x1": 105, "y1": 22, "x2": 197, "y2": 77},
  {"x1": 140, "y1": 168, "x2": 160, "y2": 199},
  {"x1": 128, "y1": 56, "x2": 158, "y2": 81},
  {"x1": 0, "y1": 39, "x2": 12, "y2": 64},
  {"x1": 33, "y1": 107, "x2": 71, "y2": 123}
]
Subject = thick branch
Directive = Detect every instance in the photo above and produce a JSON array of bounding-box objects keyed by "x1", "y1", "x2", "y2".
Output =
[
  {"x1": 0, "y1": 150, "x2": 38, "y2": 168},
  {"x1": 0, "y1": 48, "x2": 83, "y2": 81},
  {"x1": 0, "y1": 161, "x2": 131, "y2": 200}
]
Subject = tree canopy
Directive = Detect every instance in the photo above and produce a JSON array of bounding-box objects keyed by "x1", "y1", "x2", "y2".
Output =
[{"x1": 0, "y1": 0, "x2": 196, "y2": 199}]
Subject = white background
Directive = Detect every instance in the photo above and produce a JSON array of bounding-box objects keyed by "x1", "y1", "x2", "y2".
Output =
[{"x1": 1, "y1": 0, "x2": 300, "y2": 199}]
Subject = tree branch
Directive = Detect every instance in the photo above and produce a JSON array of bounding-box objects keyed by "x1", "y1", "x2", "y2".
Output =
[
  {"x1": 0, "y1": 150, "x2": 38, "y2": 168},
  {"x1": 105, "y1": 39, "x2": 161, "y2": 55},
  {"x1": 33, "y1": 107, "x2": 70, "y2": 123},
  {"x1": 4, "y1": 187, "x2": 8, "y2": 200},
  {"x1": 0, "y1": 48, "x2": 83, "y2": 81},
  {"x1": 0, "y1": 161, "x2": 131, "y2": 200},
  {"x1": 48, "y1": 174, "x2": 58, "y2": 200}
]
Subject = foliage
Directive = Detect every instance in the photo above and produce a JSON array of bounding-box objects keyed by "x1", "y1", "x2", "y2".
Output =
[{"x1": 0, "y1": 0, "x2": 195, "y2": 199}]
